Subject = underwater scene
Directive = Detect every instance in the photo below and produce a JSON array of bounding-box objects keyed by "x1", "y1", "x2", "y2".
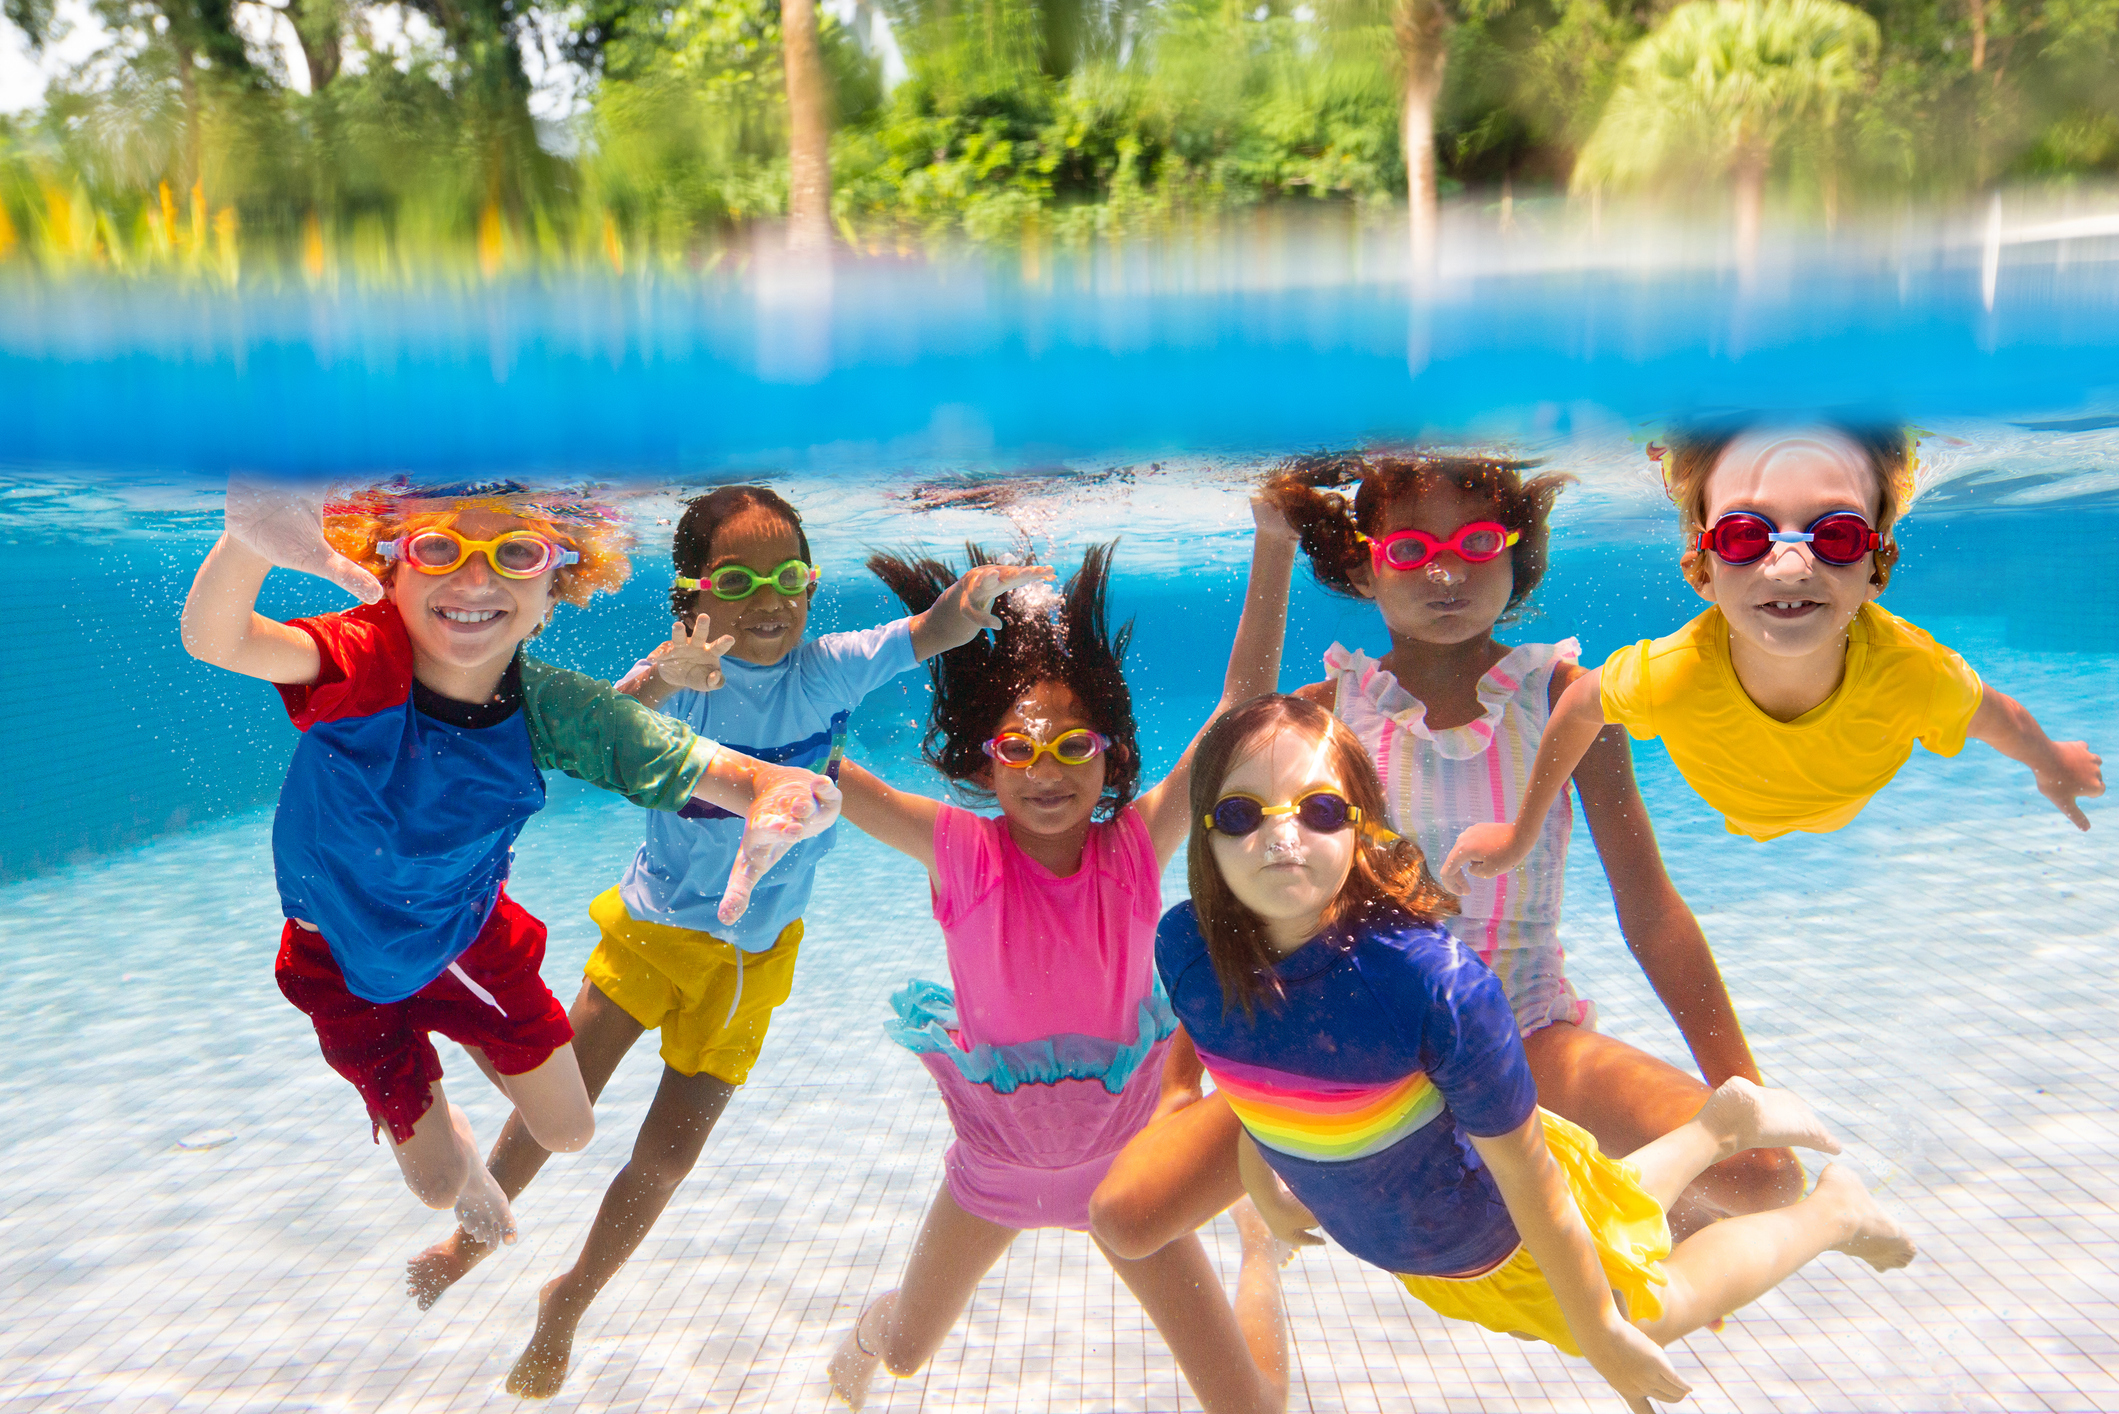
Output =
[{"x1": 3, "y1": 246, "x2": 2118, "y2": 1414}]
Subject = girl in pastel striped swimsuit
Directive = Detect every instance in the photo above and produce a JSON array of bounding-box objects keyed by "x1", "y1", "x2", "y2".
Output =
[
  {"x1": 1167, "y1": 695, "x2": 1914, "y2": 1410},
  {"x1": 825, "y1": 510, "x2": 1300, "y2": 1414},
  {"x1": 1090, "y1": 452, "x2": 1798, "y2": 1266}
]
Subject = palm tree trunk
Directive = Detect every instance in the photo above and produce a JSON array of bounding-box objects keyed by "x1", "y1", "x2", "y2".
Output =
[
  {"x1": 1732, "y1": 142, "x2": 1767, "y2": 289},
  {"x1": 782, "y1": 0, "x2": 833, "y2": 256},
  {"x1": 1395, "y1": 0, "x2": 1449, "y2": 293}
]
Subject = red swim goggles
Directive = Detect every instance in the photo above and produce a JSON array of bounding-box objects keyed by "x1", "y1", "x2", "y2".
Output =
[
  {"x1": 1698, "y1": 511, "x2": 1880, "y2": 567},
  {"x1": 1362, "y1": 521, "x2": 1520, "y2": 572}
]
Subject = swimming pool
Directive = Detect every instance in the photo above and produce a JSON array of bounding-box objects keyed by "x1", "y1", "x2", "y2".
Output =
[{"x1": 3, "y1": 303, "x2": 2118, "y2": 1409}]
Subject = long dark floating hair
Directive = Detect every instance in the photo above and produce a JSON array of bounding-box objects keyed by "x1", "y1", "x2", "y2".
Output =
[{"x1": 866, "y1": 541, "x2": 1143, "y2": 819}]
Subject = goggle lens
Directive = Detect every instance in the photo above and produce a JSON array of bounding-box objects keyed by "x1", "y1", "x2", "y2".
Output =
[
  {"x1": 395, "y1": 528, "x2": 568, "y2": 579},
  {"x1": 1702, "y1": 513, "x2": 1877, "y2": 567},
  {"x1": 1207, "y1": 792, "x2": 1358, "y2": 836},
  {"x1": 706, "y1": 559, "x2": 819, "y2": 600},
  {"x1": 985, "y1": 730, "x2": 1108, "y2": 767},
  {"x1": 406, "y1": 532, "x2": 465, "y2": 568},
  {"x1": 1373, "y1": 522, "x2": 1517, "y2": 570},
  {"x1": 1808, "y1": 514, "x2": 1877, "y2": 565},
  {"x1": 1707, "y1": 516, "x2": 1774, "y2": 565}
]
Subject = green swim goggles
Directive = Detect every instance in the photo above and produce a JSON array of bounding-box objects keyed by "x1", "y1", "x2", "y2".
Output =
[{"x1": 675, "y1": 558, "x2": 822, "y2": 600}]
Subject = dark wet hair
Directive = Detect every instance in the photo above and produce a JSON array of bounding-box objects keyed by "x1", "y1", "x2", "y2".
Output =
[
  {"x1": 1188, "y1": 694, "x2": 1456, "y2": 1017},
  {"x1": 867, "y1": 541, "x2": 1142, "y2": 819},
  {"x1": 1261, "y1": 450, "x2": 1573, "y2": 621},
  {"x1": 669, "y1": 485, "x2": 815, "y2": 620}
]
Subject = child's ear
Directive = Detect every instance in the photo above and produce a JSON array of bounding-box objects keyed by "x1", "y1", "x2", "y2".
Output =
[
  {"x1": 1347, "y1": 559, "x2": 1377, "y2": 600},
  {"x1": 1683, "y1": 550, "x2": 1717, "y2": 605}
]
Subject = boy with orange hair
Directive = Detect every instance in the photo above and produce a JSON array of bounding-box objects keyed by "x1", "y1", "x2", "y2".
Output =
[
  {"x1": 1444, "y1": 426, "x2": 2102, "y2": 885},
  {"x1": 181, "y1": 481, "x2": 841, "y2": 1249}
]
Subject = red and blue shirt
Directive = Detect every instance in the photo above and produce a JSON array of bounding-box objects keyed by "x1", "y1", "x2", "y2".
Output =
[
  {"x1": 275, "y1": 601, "x2": 712, "y2": 1003},
  {"x1": 1157, "y1": 900, "x2": 1538, "y2": 1278}
]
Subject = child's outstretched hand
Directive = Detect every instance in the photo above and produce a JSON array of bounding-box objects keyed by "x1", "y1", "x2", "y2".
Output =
[
  {"x1": 2035, "y1": 741, "x2": 2104, "y2": 830},
  {"x1": 1439, "y1": 821, "x2": 1530, "y2": 893},
  {"x1": 650, "y1": 621, "x2": 736, "y2": 693},
  {"x1": 717, "y1": 767, "x2": 844, "y2": 925},
  {"x1": 1580, "y1": 1312, "x2": 1691, "y2": 1412},
  {"x1": 1250, "y1": 491, "x2": 1300, "y2": 548},
  {"x1": 223, "y1": 477, "x2": 384, "y2": 604},
  {"x1": 911, "y1": 563, "x2": 1058, "y2": 658}
]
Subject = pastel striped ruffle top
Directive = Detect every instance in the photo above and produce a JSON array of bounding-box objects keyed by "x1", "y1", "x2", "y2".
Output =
[
  {"x1": 1325, "y1": 641, "x2": 1590, "y2": 1032},
  {"x1": 1199, "y1": 1049, "x2": 1445, "y2": 1163}
]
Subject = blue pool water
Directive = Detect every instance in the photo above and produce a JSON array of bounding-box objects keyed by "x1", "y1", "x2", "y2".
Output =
[{"x1": 1, "y1": 452, "x2": 2115, "y2": 1412}]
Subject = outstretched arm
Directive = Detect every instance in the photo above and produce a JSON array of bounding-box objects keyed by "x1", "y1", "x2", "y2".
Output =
[
  {"x1": 1966, "y1": 687, "x2": 2103, "y2": 831},
  {"x1": 619, "y1": 621, "x2": 736, "y2": 709},
  {"x1": 1440, "y1": 668, "x2": 1607, "y2": 890},
  {"x1": 834, "y1": 760, "x2": 944, "y2": 879},
  {"x1": 1569, "y1": 689, "x2": 1759, "y2": 1089},
  {"x1": 181, "y1": 480, "x2": 386, "y2": 684},
  {"x1": 685, "y1": 751, "x2": 845, "y2": 926},
  {"x1": 1134, "y1": 498, "x2": 1301, "y2": 866},
  {"x1": 1469, "y1": 1116, "x2": 1690, "y2": 1412}
]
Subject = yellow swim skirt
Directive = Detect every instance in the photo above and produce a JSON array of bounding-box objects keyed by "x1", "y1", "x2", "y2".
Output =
[
  {"x1": 1397, "y1": 1109, "x2": 1671, "y2": 1357},
  {"x1": 583, "y1": 886, "x2": 803, "y2": 1086}
]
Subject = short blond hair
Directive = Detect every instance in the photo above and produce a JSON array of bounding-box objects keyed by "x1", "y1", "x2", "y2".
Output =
[
  {"x1": 322, "y1": 485, "x2": 631, "y2": 608},
  {"x1": 1657, "y1": 426, "x2": 1916, "y2": 590}
]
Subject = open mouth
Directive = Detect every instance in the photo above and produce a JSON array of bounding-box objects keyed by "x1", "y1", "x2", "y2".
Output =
[
  {"x1": 1758, "y1": 600, "x2": 1824, "y2": 620},
  {"x1": 1426, "y1": 598, "x2": 1471, "y2": 613},
  {"x1": 436, "y1": 606, "x2": 507, "y2": 627}
]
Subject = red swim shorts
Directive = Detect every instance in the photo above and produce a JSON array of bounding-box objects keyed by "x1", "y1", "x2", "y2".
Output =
[{"x1": 275, "y1": 890, "x2": 575, "y2": 1145}]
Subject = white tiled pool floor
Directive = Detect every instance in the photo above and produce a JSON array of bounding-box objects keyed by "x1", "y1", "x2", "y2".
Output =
[{"x1": 3, "y1": 718, "x2": 2117, "y2": 1414}]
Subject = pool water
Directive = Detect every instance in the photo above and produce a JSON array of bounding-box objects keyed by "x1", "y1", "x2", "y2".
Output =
[{"x1": 1, "y1": 469, "x2": 2115, "y2": 1412}]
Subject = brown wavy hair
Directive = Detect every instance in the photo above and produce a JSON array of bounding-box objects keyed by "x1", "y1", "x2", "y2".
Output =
[
  {"x1": 1260, "y1": 450, "x2": 1573, "y2": 622},
  {"x1": 323, "y1": 483, "x2": 631, "y2": 611},
  {"x1": 1188, "y1": 694, "x2": 1457, "y2": 1017},
  {"x1": 1657, "y1": 425, "x2": 1915, "y2": 591}
]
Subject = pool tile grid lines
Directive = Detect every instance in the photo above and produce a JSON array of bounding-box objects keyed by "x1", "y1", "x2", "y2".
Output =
[{"x1": 3, "y1": 720, "x2": 2118, "y2": 1412}]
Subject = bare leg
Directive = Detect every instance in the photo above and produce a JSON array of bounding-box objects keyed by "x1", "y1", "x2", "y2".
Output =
[
  {"x1": 1637, "y1": 1164, "x2": 1914, "y2": 1345},
  {"x1": 828, "y1": 1185, "x2": 1021, "y2": 1410},
  {"x1": 406, "y1": 981, "x2": 644, "y2": 1308},
  {"x1": 505, "y1": 1062, "x2": 737, "y2": 1397},
  {"x1": 1621, "y1": 1076, "x2": 1842, "y2": 1211},
  {"x1": 488, "y1": 1044, "x2": 595, "y2": 1154},
  {"x1": 1525, "y1": 1023, "x2": 1808, "y2": 1234},
  {"x1": 1097, "y1": 1198, "x2": 1291, "y2": 1414},
  {"x1": 1089, "y1": 1091, "x2": 1248, "y2": 1260},
  {"x1": 387, "y1": 1082, "x2": 517, "y2": 1248}
]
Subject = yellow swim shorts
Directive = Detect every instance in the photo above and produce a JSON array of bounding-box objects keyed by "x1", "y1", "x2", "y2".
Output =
[
  {"x1": 583, "y1": 886, "x2": 803, "y2": 1086},
  {"x1": 1397, "y1": 1109, "x2": 1671, "y2": 1357}
]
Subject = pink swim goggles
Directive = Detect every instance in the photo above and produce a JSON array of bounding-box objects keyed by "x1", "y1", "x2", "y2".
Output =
[{"x1": 1362, "y1": 521, "x2": 1520, "y2": 572}]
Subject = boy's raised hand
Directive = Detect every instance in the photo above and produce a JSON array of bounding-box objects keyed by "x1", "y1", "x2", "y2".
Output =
[
  {"x1": 717, "y1": 768, "x2": 845, "y2": 925},
  {"x1": 912, "y1": 563, "x2": 1058, "y2": 658},
  {"x1": 224, "y1": 478, "x2": 384, "y2": 604},
  {"x1": 651, "y1": 620, "x2": 737, "y2": 692}
]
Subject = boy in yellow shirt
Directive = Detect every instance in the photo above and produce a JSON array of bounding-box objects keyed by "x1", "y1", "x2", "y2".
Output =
[{"x1": 1443, "y1": 426, "x2": 2103, "y2": 883}]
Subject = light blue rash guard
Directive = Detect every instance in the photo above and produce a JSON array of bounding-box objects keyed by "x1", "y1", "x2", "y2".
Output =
[{"x1": 616, "y1": 618, "x2": 919, "y2": 949}]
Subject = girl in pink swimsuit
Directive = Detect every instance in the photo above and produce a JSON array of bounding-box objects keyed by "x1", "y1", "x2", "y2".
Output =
[{"x1": 826, "y1": 510, "x2": 1299, "y2": 1414}]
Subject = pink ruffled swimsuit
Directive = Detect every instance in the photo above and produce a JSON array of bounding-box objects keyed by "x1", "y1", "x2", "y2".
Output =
[{"x1": 888, "y1": 804, "x2": 1175, "y2": 1231}]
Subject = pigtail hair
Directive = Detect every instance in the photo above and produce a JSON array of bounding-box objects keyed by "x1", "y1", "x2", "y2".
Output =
[{"x1": 1263, "y1": 455, "x2": 1369, "y2": 597}]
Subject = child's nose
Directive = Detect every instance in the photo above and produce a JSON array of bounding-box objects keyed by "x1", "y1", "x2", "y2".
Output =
[{"x1": 1425, "y1": 557, "x2": 1464, "y2": 586}]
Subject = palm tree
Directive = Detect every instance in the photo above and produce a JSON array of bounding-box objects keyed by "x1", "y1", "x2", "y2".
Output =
[
  {"x1": 1572, "y1": 0, "x2": 1878, "y2": 282},
  {"x1": 782, "y1": 0, "x2": 833, "y2": 255}
]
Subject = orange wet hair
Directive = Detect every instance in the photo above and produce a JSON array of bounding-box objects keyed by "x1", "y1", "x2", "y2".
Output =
[{"x1": 322, "y1": 482, "x2": 631, "y2": 608}]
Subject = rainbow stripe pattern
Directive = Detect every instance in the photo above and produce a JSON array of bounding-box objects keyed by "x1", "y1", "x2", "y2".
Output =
[{"x1": 1198, "y1": 1048, "x2": 1445, "y2": 1162}]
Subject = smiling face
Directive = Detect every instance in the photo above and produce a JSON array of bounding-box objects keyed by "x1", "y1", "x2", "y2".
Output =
[
  {"x1": 1696, "y1": 431, "x2": 1884, "y2": 660},
  {"x1": 1207, "y1": 725, "x2": 1362, "y2": 953},
  {"x1": 687, "y1": 506, "x2": 811, "y2": 667},
  {"x1": 1347, "y1": 478, "x2": 1516, "y2": 646},
  {"x1": 983, "y1": 680, "x2": 1109, "y2": 840},
  {"x1": 389, "y1": 507, "x2": 563, "y2": 683}
]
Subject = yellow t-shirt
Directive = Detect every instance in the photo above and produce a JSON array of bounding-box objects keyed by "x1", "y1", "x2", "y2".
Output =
[{"x1": 1598, "y1": 603, "x2": 1985, "y2": 841}]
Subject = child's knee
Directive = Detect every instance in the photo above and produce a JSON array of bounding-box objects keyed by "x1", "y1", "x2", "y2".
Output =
[
  {"x1": 1086, "y1": 1189, "x2": 1162, "y2": 1261},
  {"x1": 525, "y1": 1106, "x2": 595, "y2": 1155}
]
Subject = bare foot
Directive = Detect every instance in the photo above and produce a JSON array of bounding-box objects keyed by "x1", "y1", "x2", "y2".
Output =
[
  {"x1": 405, "y1": 1226, "x2": 496, "y2": 1311},
  {"x1": 826, "y1": 1291, "x2": 896, "y2": 1410},
  {"x1": 506, "y1": 1276, "x2": 581, "y2": 1399},
  {"x1": 1816, "y1": 1164, "x2": 1917, "y2": 1271},
  {"x1": 1703, "y1": 1077, "x2": 1842, "y2": 1157},
  {"x1": 448, "y1": 1106, "x2": 517, "y2": 1249}
]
